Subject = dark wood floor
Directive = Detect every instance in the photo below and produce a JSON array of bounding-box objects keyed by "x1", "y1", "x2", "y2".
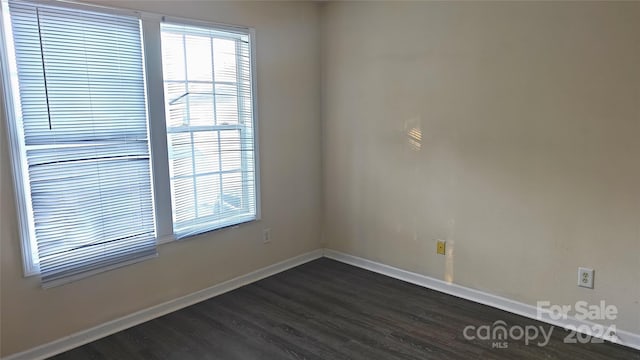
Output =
[{"x1": 51, "y1": 258, "x2": 640, "y2": 360}]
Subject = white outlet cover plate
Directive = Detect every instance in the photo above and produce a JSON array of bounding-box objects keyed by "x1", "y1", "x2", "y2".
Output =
[{"x1": 578, "y1": 267, "x2": 594, "y2": 289}]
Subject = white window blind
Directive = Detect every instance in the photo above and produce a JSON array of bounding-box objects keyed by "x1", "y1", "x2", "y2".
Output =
[
  {"x1": 6, "y1": 0, "x2": 156, "y2": 287},
  {"x1": 161, "y1": 22, "x2": 257, "y2": 238}
]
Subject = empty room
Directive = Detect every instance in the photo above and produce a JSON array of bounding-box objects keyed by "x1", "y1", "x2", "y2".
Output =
[{"x1": 0, "y1": 0, "x2": 638, "y2": 359}]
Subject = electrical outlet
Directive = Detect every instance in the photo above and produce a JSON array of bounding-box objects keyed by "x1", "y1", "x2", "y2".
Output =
[
  {"x1": 578, "y1": 267, "x2": 594, "y2": 289},
  {"x1": 263, "y1": 228, "x2": 271, "y2": 244},
  {"x1": 437, "y1": 240, "x2": 446, "y2": 255}
]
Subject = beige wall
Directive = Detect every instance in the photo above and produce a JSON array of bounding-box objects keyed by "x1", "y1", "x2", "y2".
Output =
[
  {"x1": 0, "y1": 1, "x2": 321, "y2": 356},
  {"x1": 322, "y1": 1, "x2": 640, "y2": 335}
]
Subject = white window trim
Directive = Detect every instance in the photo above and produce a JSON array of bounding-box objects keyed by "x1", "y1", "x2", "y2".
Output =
[
  {"x1": 141, "y1": 13, "x2": 174, "y2": 245},
  {"x1": 0, "y1": 0, "x2": 39, "y2": 275},
  {"x1": 0, "y1": 0, "x2": 261, "y2": 276}
]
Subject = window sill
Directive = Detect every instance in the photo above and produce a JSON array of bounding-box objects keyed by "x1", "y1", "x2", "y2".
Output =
[{"x1": 23, "y1": 217, "x2": 258, "y2": 278}]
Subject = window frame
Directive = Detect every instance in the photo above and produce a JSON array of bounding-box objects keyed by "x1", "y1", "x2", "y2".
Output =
[
  {"x1": 0, "y1": 0, "x2": 261, "y2": 277},
  {"x1": 159, "y1": 18, "x2": 259, "y2": 239}
]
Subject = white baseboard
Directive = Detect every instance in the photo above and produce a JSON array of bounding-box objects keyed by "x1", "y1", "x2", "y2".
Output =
[
  {"x1": 5, "y1": 248, "x2": 638, "y2": 359},
  {"x1": 2, "y1": 249, "x2": 324, "y2": 360},
  {"x1": 323, "y1": 249, "x2": 640, "y2": 352}
]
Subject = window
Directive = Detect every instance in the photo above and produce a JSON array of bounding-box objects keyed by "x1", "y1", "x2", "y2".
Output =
[
  {"x1": 0, "y1": 0, "x2": 258, "y2": 286},
  {"x1": 2, "y1": 0, "x2": 156, "y2": 287},
  {"x1": 161, "y1": 23, "x2": 257, "y2": 238}
]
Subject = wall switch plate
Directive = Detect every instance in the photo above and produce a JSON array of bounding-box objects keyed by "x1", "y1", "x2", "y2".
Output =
[
  {"x1": 263, "y1": 228, "x2": 271, "y2": 244},
  {"x1": 437, "y1": 240, "x2": 446, "y2": 255},
  {"x1": 578, "y1": 267, "x2": 594, "y2": 289}
]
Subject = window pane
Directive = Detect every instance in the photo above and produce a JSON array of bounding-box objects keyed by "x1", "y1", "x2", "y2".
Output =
[
  {"x1": 161, "y1": 31, "x2": 185, "y2": 81},
  {"x1": 196, "y1": 174, "x2": 219, "y2": 217},
  {"x1": 187, "y1": 83, "x2": 214, "y2": 126},
  {"x1": 165, "y1": 82, "x2": 188, "y2": 127},
  {"x1": 220, "y1": 129, "x2": 241, "y2": 172},
  {"x1": 168, "y1": 132, "x2": 193, "y2": 178},
  {"x1": 221, "y1": 171, "x2": 243, "y2": 210},
  {"x1": 172, "y1": 177, "x2": 195, "y2": 224},
  {"x1": 193, "y1": 131, "x2": 220, "y2": 174},
  {"x1": 213, "y1": 38, "x2": 236, "y2": 83},
  {"x1": 185, "y1": 34, "x2": 212, "y2": 81},
  {"x1": 215, "y1": 83, "x2": 238, "y2": 125}
]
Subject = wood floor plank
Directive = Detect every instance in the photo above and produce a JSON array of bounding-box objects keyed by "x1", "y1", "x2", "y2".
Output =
[{"x1": 50, "y1": 258, "x2": 640, "y2": 360}]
